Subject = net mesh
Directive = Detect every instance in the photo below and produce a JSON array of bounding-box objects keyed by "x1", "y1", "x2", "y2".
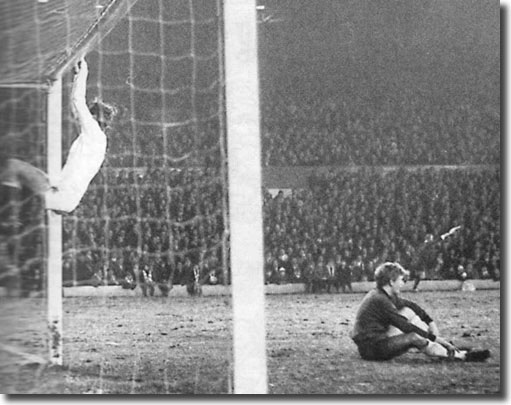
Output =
[
  {"x1": 0, "y1": 0, "x2": 232, "y2": 394},
  {"x1": 0, "y1": 0, "x2": 137, "y2": 86},
  {"x1": 62, "y1": 0, "x2": 227, "y2": 292},
  {"x1": 0, "y1": 87, "x2": 48, "y2": 392}
]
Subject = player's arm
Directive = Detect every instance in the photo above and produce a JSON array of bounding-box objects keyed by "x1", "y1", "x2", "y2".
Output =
[
  {"x1": 71, "y1": 57, "x2": 100, "y2": 133},
  {"x1": 424, "y1": 321, "x2": 457, "y2": 351},
  {"x1": 440, "y1": 225, "x2": 461, "y2": 240},
  {"x1": 434, "y1": 336, "x2": 457, "y2": 351},
  {"x1": 425, "y1": 321, "x2": 455, "y2": 350},
  {"x1": 397, "y1": 298, "x2": 457, "y2": 351},
  {"x1": 381, "y1": 298, "x2": 436, "y2": 341}
]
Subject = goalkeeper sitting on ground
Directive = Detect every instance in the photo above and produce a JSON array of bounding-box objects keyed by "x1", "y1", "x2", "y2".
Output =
[
  {"x1": 351, "y1": 261, "x2": 490, "y2": 362},
  {"x1": 1, "y1": 57, "x2": 117, "y2": 214}
]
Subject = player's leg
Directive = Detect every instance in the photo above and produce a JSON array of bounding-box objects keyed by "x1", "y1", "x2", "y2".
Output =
[
  {"x1": 370, "y1": 332, "x2": 429, "y2": 360},
  {"x1": 1, "y1": 159, "x2": 50, "y2": 194},
  {"x1": 372, "y1": 332, "x2": 490, "y2": 362},
  {"x1": 412, "y1": 270, "x2": 425, "y2": 291},
  {"x1": 141, "y1": 282, "x2": 148, "y2": 296},
  {"x1": 388, "y1": 307, "x2": 486, "y2": 361},
  {"x1": 386, "y1": 306, "x2": 452, "y2": 358},
  {"x1": 387, "y1": 306, "x2": 429, "y2": 337},
  {"x1": 2, "y1": 159, "x2": 87, "y2": 213}
]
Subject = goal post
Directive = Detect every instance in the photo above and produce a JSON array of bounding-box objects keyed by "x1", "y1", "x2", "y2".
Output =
[
  {"x1": 0, "y1": 0, "x2": 268, "y2": 392},
  {"x1": 224, "y1": 0, "x2": 268, "y2": 394},
  {"x1": 46, "y1": 77, "x2": 63, "y2": 365},
  {"x1": 40, "y1": 0, "x2": 140, "y2": 367}
]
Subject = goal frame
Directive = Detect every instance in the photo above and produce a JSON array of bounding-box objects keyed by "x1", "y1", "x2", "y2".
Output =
[
  {"x1": 224, "y1": 0, "x2": 268, "y2": 395},
  {"x1": 47, "y1": 78, "x2": 63, "y2": 365},
  {"x1": 43, "y1": 0, "x2": 269, "y2": 391}
]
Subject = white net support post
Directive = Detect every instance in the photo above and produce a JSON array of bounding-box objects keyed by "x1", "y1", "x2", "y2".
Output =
[
  {"x1": 224, "y1": 0, "x2": 267, "y2": 394},
  {"x1": 46, "y1": 77, "x2": 63, "y2": 366}
]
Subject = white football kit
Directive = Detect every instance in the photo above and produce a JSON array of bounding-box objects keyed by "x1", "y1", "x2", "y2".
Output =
[{"x1": 45, "y1": 118, "x2": 106, "y2": 213}]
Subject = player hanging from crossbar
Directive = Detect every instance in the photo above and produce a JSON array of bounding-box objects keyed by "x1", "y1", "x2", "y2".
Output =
[
  {"x1": 351, "y1": 261, "x2": 490, "y2": 362},
  {"x1": 1, "y1": 57, "x2": 117, "y2": 214}
]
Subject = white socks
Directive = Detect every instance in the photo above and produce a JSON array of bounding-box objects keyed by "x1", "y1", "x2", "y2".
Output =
[{"x1": 422, "y1": 341, "x2": 467, "y2": 360}]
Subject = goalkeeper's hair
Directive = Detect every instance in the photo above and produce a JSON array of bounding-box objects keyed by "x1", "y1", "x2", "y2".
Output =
[
  {"x1": 374, "y1": 262, "x2": 410, "y2": 289},
  {"x1": 88, "y1": 98, "x2": 118, "y2": 130}
]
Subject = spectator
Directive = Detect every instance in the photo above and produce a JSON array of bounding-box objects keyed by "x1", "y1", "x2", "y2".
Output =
[
  {"x1": 261, "y1": 76, "x2": 499, "y2": 167},
  {"x1": 185, "y1": 264, "x2": 202, "y2": 297},
  {"x1": 140, "y1": 264, "x2": 155, "y2": 297},
  {"x1": 325, "y1": 257, "x2": 337, "y2": 293},
  {"x1": 337, "y1": 259, "x2": 353, "y2": 293},
  {"x1": 312, "y1": 255, "x2": 329, "y2": 293}
]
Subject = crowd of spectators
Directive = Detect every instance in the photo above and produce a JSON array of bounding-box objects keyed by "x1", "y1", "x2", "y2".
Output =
[
  {"x1": 2, "y1": 165, "x2": 501, "y2": 295},
  {"x1": 53, "y1": 165, "x2": 499, "y2": 292},
  {"x1": 261, "y1": 76, "x2": 499, "y2": 167},
  {"x1": 0, "y1": 75, "x2": 500, "y2": 295},
  {"x1": 263, "y1": 167, "x2": 500, "y2": 289},
  {"x1": 59, "y1": 164, "x2": 226, "y2": 290}
]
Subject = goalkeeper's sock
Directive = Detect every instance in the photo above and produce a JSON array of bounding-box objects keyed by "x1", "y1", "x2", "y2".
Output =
[{"x1": 422, "y1": 342, "x2": 467, "y2": 360}]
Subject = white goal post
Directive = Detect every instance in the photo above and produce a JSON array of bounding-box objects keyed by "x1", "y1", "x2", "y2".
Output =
[
  {"x1": 42, "y1": 0, "x2": 142, "y2": 367},
  {"x1": 42, "y1": 0, "x2": 268, "y2": 391},
  {"x1": 224, "y1": 0, "x2": 268, "y2": 395},
  {"x1": 47, "y1": 77, "x2": 63, "y2": 365}
]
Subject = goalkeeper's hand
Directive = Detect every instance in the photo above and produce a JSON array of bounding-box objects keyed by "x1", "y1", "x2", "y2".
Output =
[
  {"x1": 71, "y1": 56, "x2": 89, "y2": 111},
  {"x1": 435, "y1": 336, "x2": 457, "y2": 352},
  {"x1": 73, "y1": 56, "x2": 88, "y2": 76}
]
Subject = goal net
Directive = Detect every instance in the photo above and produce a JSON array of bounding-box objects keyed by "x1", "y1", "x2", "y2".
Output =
[
  {"x1": 0, "y1": 86, "x2": 48, "y2": 392},
  {"x1": 0, "y1": 0, "x2": 265, "y2": 394}
]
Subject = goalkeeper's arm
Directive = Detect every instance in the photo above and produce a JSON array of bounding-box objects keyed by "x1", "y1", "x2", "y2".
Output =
[{"x1": 440, "y1": 226, "x2": 461, "y2": 241}]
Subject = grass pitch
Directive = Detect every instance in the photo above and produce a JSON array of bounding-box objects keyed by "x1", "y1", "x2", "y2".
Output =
[{"x1": 0, "y1": 289, "x2": 500, "y2": 394}]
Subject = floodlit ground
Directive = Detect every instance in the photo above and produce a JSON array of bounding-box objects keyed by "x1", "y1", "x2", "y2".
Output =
[{"x1": 0, "y1": 288, "x2": 500, "y2": 395}]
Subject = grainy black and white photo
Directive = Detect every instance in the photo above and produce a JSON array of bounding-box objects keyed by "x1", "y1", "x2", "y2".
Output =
[{"x1": 0, "y1": 0, "x2": 500, "y2": 395}]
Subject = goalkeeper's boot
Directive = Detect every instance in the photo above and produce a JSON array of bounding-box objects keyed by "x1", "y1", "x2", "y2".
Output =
[
  {"x1": 450, "y1": 342, "x2": 491, "y2": 362},
  {"x1": 464, "y1": 349, "x2": 491, "y2": 362}
]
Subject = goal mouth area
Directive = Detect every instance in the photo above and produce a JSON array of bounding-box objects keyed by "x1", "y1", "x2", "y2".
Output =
[
  {"x1": 0, "y1": 0, "x2": 268, "y2": 393},
  {"x1": 0, "y1": 0, "x2": 139, "y2": 88}
]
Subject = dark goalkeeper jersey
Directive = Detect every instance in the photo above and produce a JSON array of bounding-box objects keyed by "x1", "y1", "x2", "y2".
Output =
[{"x1": 351, "y1": 288, "x2": 436, "y2": 346}]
